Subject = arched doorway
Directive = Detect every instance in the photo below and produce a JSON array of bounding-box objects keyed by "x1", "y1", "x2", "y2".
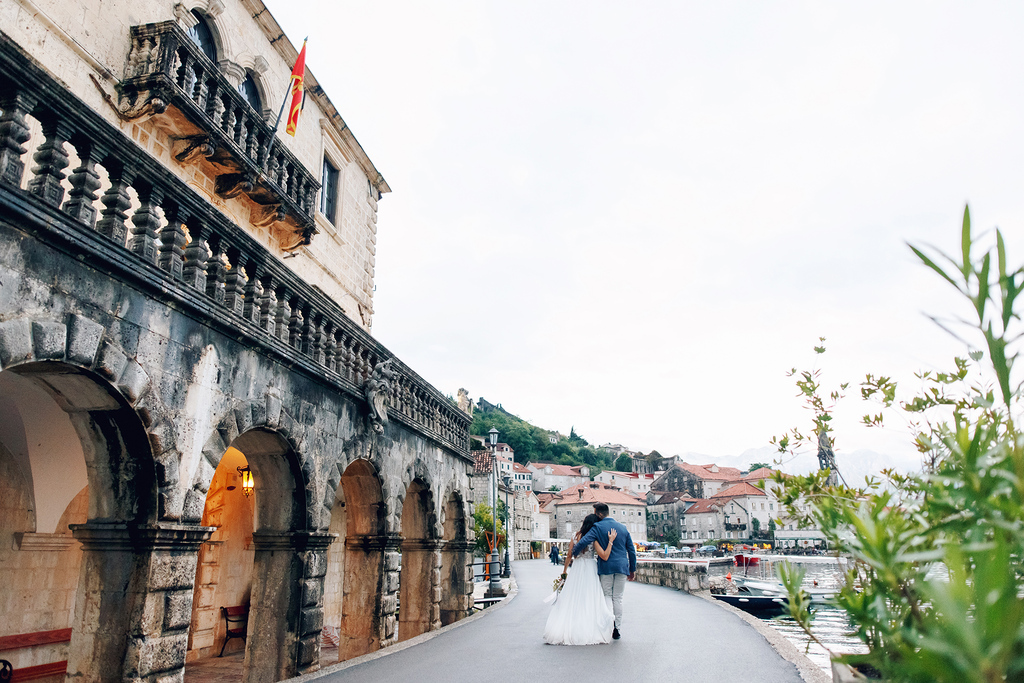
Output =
[
  {"x1": 398, "y1": 479, "x2": 436, "y2": 641},
  {"x1": 185, "y1": 447, "x2": 255, "y2": 663},
  {"x1": 439, "y1": 491, "x2": 472, "y2": 626},
  {"x1": 0, "y1": 361, "x2": 173, "y2": 682},
  {"x1": 327, "y1": 459, "x2": 386, "y2": 662}
]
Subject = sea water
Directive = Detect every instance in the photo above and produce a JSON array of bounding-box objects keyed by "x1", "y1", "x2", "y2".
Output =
[{"x1": 708, "y1": 557, "x2": 867, "y2": 674}]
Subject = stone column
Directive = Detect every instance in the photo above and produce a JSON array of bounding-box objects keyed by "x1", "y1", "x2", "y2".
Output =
[
  {"x1": 398, "y1": 539, "x2": 442, "y2": 641},
  {"x1": 67, "y1": 522, "x2": 213, "y2": 683},
  {"x1": 338, "y1": 533, "x2": 392, "y2": 661},
  {"x1": 439, "y1": 540, "x2": 475, "y2": 626},
  {"x1": 247, "y1": 531, "x2": 334, "y2": 682}
]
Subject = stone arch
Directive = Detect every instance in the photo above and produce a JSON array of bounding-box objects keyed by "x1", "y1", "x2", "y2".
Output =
[
  {"x1": 185, "y1": 394, "x2": 322, "y2": 530},
  {"x1": 334, "y1": 458, "x2": 388, "y2": 661},
  {"x1": 0, "y1": 315, "x2": 201, "y2": 683},
  {"x1": 234, "y1": 53, "x2": 273, "y2": 118},
  {"x1": 398, "y1": 475, "x2": 439, "y2": 642},
  {"x1": 176, "y1": 0, "x2": 234, "y2": 62},
  {"x1": 394, "y1": 458, "x2": 440, "y2": 538},
  {"x1": 212, "y1": 425, "x2": 322, "y2": 681},
  {"x1": 0, "y1": 315, "x2": 158, "y2": 523},
  {"x1": 439, "y1": 488, "x2": 473, "y2": 626}
]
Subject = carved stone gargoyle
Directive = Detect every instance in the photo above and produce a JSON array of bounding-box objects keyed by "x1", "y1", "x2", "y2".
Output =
[
  {"x1": 365, "y1": 358, "x2": 395, "y2": 434},
  {"x1": 215, "y1": 173, "x2": 255, "y2": 199}
]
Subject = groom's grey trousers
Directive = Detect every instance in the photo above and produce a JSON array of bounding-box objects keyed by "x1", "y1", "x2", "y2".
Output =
[{"x1": 599, "y1": 574, "x2": 627, "y2": 628}]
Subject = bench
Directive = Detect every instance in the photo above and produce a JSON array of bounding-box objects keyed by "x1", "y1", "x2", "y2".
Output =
[
  {"x1": 0, "y1": 628, "x2": 72, "y2": 681},
  {"x1": 219, "y1": 606, "x2": 248, "y2": 657}
]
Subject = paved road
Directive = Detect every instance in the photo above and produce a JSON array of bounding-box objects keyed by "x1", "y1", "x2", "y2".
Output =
[{"x1": 307, "y1": 559, "x2": 805, "y2": 683}]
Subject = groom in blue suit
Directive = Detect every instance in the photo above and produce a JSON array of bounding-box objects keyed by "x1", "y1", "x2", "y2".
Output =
[{"x1": 572, "y1": 502, "x2": 637, "y2": 640}]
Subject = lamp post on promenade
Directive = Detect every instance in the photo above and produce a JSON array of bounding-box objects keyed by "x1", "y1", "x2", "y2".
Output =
[
  {"x1": 488, "y1": 428, "x2": 502, "y2": 597},
  {"x1": 502, "y1": 475, "x2": 512, "y2": 578}
]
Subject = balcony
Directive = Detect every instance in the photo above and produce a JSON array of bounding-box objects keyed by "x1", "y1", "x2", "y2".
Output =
[
  {"x1": 725, "y1": 523, "x2": 746, "y2": 532},
  {"x1": 118, "y1": 22, "x2": 319, "y2": 244},
  {"x1": 0, "y1": 32, "x2": 469, "y2": 458}
]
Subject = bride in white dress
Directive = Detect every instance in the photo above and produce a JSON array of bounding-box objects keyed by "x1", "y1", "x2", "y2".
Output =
[{"x1": 544, "y1": 514, "x2": 617, "y2": 645}]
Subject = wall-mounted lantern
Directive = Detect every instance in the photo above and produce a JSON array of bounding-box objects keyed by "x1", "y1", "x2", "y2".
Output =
[{"x1": 237, "y1": 465, "x2": 254, "y2": 497}]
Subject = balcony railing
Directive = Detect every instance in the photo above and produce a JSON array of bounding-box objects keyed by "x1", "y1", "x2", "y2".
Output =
[
  {"x1": 725, "y1": 523, "x2": 746, "y2": 532},
  {"x1": 0, "y1": 31, "x2": 470, "y2": 458},
  {"x1": 118, "y1": 22, "x2": 319, "y2": 244}
]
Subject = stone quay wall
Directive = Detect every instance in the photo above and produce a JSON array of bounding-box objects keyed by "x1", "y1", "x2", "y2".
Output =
[{"x1": 635, "y1": 560, "x2": 711, "y2": 594}]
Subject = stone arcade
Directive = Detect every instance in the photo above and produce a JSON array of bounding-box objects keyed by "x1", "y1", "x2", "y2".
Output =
[{"x1": 0, "y1": 1, "x2": 475, "y2": 681}]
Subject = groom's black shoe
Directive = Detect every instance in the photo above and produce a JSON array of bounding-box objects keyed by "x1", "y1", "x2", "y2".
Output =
[{"x1": 612, "y1": 628, "x2": 620, "y2": 640}]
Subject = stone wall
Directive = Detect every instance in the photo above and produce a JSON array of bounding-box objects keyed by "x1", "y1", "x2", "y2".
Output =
[
  {"x1": 3, "y1": 0, "x2": 383, "y2": 329},
  {"x1": 634, "y1": 561, "x2": 711, "y2": 594}
]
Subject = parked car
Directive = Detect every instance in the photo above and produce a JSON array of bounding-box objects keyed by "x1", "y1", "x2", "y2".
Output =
[{"x1": 697, "y1": 545, "x2": 717, "y2": 555}]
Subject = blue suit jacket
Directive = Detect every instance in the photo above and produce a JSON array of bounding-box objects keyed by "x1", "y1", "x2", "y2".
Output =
[{"x1": 573, "y1": 517, "x2": 636, "y2": 576}]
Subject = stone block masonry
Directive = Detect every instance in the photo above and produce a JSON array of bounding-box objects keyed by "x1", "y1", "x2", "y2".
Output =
[{"x1": 634, "y1": 561, "x2": 711, "y2": 594}]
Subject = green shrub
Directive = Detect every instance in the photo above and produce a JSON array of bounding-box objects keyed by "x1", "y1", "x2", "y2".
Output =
[{"x1": 774, "y1": 207, "x2": 1024, "y2": 681}]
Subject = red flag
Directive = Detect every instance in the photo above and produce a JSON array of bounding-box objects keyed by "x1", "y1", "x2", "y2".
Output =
[{"x1": 285, "y1": 40, "x2": 307, "y2": 137}]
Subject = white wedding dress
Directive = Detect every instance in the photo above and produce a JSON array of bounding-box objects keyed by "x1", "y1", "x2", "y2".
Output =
[{"x1": 543, "y1": 546, "x2": 615, "y2": 645}]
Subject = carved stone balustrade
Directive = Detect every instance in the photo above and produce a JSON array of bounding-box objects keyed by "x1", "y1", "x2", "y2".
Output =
[
  {"x1": 118, "y1": 22, "x2": 320, "y2": 245},
  {"x1": 0, "y1": 32, "x2": 470, "y2": 459}
]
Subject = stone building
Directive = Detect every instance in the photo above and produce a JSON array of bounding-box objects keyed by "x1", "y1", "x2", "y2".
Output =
[
  {"x1": 646, "y1": 490, "x2": 696, "y2": 542},
  {"x1": 680, "y1": 499, "x2": 728, "y2": 542},
  {"x1": 710, "y1": 482, "x2": 771, "y2": 540},
  {"x1": 512, "y1": 490, "x2": 536, "y2": 559},
  {"x1": 0, "y1": 1, "x2": 476, "y2": 681},
  {"x1": 526, "y1": 462, "x2": 591, "y2": 492},
  {"x1": 593, "y1": 470, "x2": 655, "y2": 495},
  {"x1": 553, "y1": 483, "x2": 647, "y2": 542}
]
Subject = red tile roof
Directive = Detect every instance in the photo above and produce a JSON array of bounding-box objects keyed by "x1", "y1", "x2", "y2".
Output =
[
  {"x1": 512, "y1": 462, "x2": 531, "y2": 473},
  {"x1": 530, "y1": 462, "x2": 589, "y2": 477},
  {"x1": 472, "y1": 450, "x2": 494, "y2": 475},
  {"x1": 682, "y1": 499, "x2": 725, "y2": 515},
  {"x1": 742, "y1": 467, "x2": 775, "y2": 481},
  {"x1": 711, "y1": 482, "x2": 768, "y2": 499},
  {"x1": 651, "y1": 491, "x2": 696, "y2": 505},
  {"x1": 681, "y1": 462, "x2": 745, "y2": 481},
  {"x1": 553, "y1": 483, "x2": 645, "y2": 507}
]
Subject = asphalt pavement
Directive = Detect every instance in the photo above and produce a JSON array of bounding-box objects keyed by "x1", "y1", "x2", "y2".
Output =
[{"x1": 299, "y1": 558, "x2": 807, "y2": 683}]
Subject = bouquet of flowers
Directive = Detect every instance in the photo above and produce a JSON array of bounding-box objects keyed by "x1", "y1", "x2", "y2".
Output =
[{"x1": 544, "y1": 571, "x2": 567, "y2": 604}]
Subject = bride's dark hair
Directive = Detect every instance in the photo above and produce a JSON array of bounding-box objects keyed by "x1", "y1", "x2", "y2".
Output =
[{"x1": 579, "y1": 513, "x2": 602, "y2": 537}]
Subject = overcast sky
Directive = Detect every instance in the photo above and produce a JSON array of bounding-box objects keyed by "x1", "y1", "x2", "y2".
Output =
[{"x1": 266, "y1": 1, "x2": 1024, "y2": 481}]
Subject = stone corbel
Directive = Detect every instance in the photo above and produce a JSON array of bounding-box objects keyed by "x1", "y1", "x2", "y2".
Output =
[
  {"x1": 173, "y1": 134, "x2": 216, "y2": 164},
  {"x1": 116, "y1": 88, "x2": 169, "y2": 122},
  {"x1": 252, "y1": 55, "x2": 269, "y2": 75},
  {"x1": 218, "y1": 59, "x2": 245, "y2": 87},
  {"x1": 205, "y1": 0, "x2": 225, "y2": 18},
  {"x1": 251, "y1": 203, "x2": 286, "y2": 229},
  {"x1": 173, "y1": 3, "x2": 199, "y2": 29},
  {"x1": 215, "y1": 172, "x2": 255, "y2": 199}
]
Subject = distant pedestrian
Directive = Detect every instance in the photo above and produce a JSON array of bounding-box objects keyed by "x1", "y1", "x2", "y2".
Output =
[{"x1": 550, "y1": 545, "x2": 560, "y2": 565}]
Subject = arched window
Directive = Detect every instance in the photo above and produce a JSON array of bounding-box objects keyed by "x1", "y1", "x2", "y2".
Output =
[
  {"x1": 239, "y1": 73, "x2": 262, "y2": 112},
  {"x1": 187, "y1": 10, "x2": 218, "y2": 62}
]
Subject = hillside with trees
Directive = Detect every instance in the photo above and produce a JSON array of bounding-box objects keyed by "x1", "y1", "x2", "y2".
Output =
[{"x1": 469, "y1": 399, "x2": 617, "y2": 471}]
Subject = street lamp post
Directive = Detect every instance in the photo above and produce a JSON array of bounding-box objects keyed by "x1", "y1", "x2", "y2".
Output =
[
  {"x1": 502, "y1": 475, "x2": 512, "y2": 578},
  {"x1": 487, "y1": 428, "x2": 502, "y2": 597}
]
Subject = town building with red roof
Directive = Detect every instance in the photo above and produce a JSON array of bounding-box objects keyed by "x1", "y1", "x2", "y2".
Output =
[
  {"x1": 646, "y1": 490, "x2": 697, "y2": 543},
  {"x1": 526, "y1": 462, "x2": 591, "y2": 492},
  {"x1": 551, "y1": 483, "x2": 647, "y2": 542},
  {"x1": 593, "y1": 470, "x2": 656, "y2": 495}
]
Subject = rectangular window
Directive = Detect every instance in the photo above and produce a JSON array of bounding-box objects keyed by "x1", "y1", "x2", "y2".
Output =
[{"x1": 320, "y1": 158, "x2": 339, "y2": 223}]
